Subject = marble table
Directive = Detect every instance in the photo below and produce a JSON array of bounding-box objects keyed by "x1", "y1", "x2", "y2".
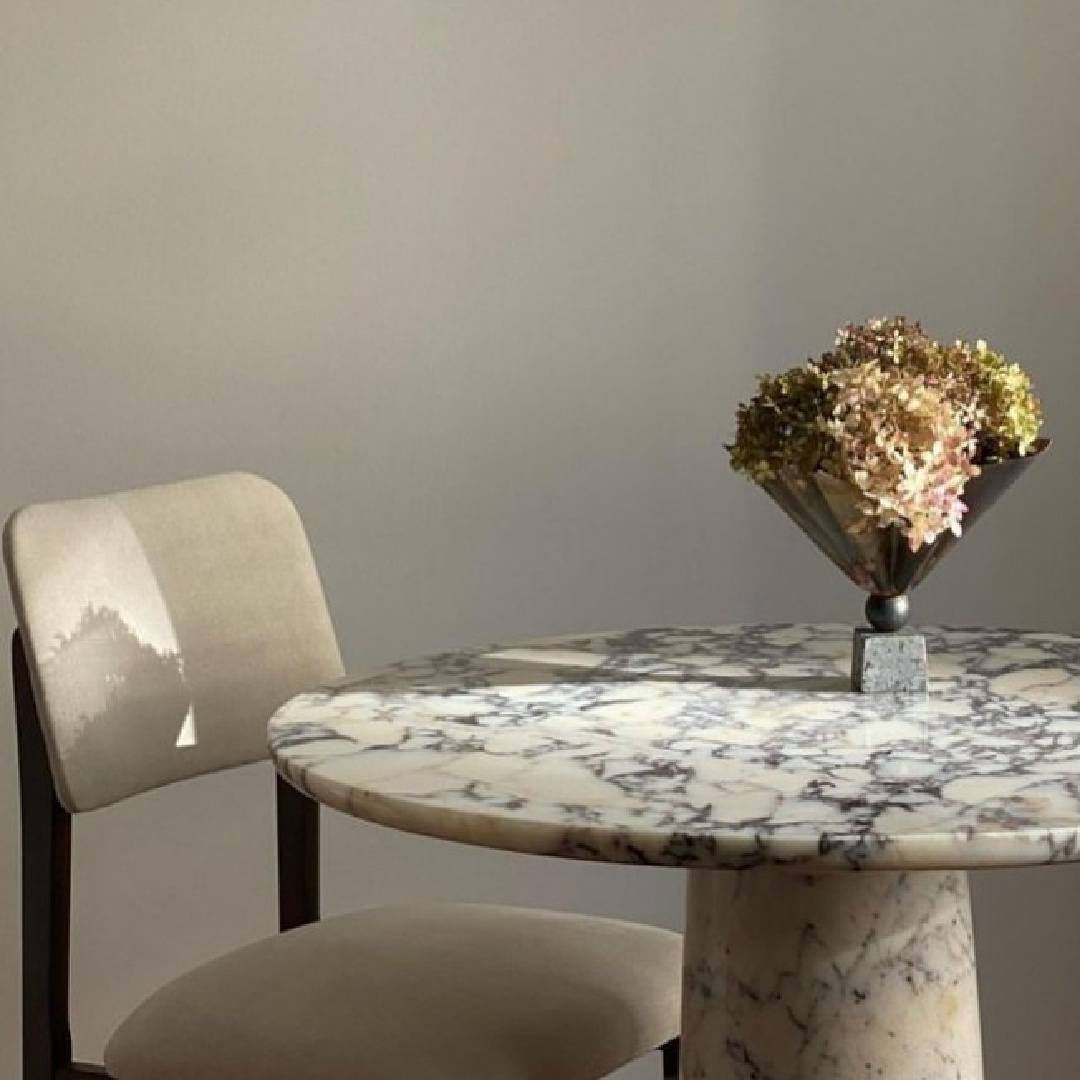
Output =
[{"x1": 268, "y1": 624, "x2": 1080, "y2": 1080}]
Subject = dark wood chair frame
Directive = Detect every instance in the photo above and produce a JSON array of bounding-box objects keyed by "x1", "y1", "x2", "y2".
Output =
[{"x1": 13, "y1": 629, "x2": 680, "y2": 1080}]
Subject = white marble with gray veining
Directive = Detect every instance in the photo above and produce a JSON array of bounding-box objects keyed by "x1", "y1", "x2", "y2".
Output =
[
  {"x1": 269, "y1": 624, "x2": 1080, "y2": 1079},
  {"x1": 682, "y1": 868, "x2": 983, "y2": 1079},
  {"x1": 269, "y1": 624, "x2": 1080, "y2": 871}
]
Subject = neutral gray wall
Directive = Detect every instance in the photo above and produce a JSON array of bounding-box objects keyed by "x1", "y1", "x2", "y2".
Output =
[{"x1": 2, "y1": 3, "x2": 1079, "y2": 1078}]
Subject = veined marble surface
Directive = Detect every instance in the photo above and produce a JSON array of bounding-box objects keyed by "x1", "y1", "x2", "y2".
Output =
[
  {"x1": 268, "y1": 624, "x2": 1080, "y2": 871},
  {"x1": 682, "y1": 869, "x2": 983, "y2": 1079}
]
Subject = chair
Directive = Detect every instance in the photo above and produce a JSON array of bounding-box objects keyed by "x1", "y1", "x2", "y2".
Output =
[{"x1": 5, "y1": 472, "x2": 682, "y2": 1080}]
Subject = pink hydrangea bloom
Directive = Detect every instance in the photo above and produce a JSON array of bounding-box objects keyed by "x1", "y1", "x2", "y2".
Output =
[{"x1": 824, "y1": 363, "x2": 980, "y2": 551}]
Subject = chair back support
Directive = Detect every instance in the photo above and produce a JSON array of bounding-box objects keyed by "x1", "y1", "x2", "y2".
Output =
[{"x1": 4, "y1": 473, "x2": 344, "y2": 812}]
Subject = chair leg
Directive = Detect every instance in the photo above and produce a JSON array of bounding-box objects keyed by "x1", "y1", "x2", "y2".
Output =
[{"x1": 661, "y1": 1038, "x2": 680, "y2": 1080}]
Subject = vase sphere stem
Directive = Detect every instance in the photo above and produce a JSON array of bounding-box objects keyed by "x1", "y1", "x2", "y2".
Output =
[{"x1": 865, "y1": 593, "x2": 910, "y2": 633}]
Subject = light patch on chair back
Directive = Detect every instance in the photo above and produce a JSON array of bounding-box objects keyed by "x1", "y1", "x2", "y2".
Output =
[
  {"x1": 35, "y1": 505, "x2": 181, "y2": 662},
  {"x1": 4, "y1": 496, "x2": 211, "y2": 810},
  {"x1": 175, "y1": 706, "x2": 198, "y2": 748},
  {"x1": 26, "y1": 504, "x2": 194, "y2": 761}
]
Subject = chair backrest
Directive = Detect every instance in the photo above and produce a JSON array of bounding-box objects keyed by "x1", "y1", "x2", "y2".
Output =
[{"x1": 4, "y1": 472, "x2": 344, "y2": 812}]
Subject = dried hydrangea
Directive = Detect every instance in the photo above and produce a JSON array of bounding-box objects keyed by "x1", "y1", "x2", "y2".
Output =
[
  {"x1": 821, "y1": 317, "x2": 1042, "y2": 459},
  {"x1": 961, "y1": 339, "x2": 1042, "y2": 460},
  {"x1": 728, "y1": 317, "x2": 1043, "y2": 549},
  {"x1": 824, "y1": 316, "x2": 936, "y2": 374},
  {"x1": 824, "y1": 364, "x2": 979, "y2": 551},
  {"x1": 728, "y1": 363, "x2": 837, "y2": 482}
]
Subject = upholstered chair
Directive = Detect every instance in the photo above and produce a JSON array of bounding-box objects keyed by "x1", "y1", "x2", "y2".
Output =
[{"x1": 5, "y1": 472, "x2": 682, "y2": 1080}]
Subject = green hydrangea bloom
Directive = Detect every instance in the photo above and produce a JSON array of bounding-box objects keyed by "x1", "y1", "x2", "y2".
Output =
[{"x1": 964, "y1": 341, "x2": 1042, "y2": 460}]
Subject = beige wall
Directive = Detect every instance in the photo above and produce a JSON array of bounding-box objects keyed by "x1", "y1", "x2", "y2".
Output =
[{"x1": 2, "y1": 3, "x2": 1079, "y2": 1078}]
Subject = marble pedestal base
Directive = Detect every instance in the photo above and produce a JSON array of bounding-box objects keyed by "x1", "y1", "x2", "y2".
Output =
[{"x1": 681, "y1": 869, "x2": 983, "y2": 1080}]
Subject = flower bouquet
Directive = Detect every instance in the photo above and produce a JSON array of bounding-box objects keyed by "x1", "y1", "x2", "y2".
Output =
[{"x1": 728, "y1": 317, "x2": 1048, "y2": 689}]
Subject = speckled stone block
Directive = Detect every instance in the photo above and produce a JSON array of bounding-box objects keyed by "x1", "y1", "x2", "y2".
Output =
[{"x1": 852, "y1": 627, "x2": 928, "y2": 692}]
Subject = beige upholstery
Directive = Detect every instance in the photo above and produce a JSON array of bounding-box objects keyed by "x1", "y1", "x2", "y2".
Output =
[
  {"x1": 7, "y1": 472, "x2": 683, "y2": 1080},
  {"x1": 105, "y1": 903, "x2": 682, "y2": 1080},
  {"x1": 3, "y1": 473, "x2": 344, "y2": 811}
]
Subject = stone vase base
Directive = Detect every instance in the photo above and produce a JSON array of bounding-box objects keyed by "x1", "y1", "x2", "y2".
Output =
[{"x1": 852, "y1": 627, "x2": 928, "y2": 692}]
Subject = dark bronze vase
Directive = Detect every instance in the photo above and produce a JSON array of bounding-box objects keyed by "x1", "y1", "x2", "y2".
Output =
[{"x1": 760, "y1": 439, "x2": 1049, "y2": 630}]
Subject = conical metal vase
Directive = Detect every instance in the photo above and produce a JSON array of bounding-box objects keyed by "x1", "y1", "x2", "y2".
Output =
[{"x1": 760, "y1": 439, "x2": 1049, "y2": 606}]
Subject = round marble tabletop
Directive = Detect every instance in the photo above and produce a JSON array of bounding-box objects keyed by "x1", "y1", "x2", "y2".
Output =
[{"x1": 268, "y1": 624, "x2": 1080, "y2": 871}]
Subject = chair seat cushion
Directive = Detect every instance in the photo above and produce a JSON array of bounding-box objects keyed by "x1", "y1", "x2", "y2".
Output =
[{"x1": 104, "y1": 903, "x2": 682, "y2": 1080}]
